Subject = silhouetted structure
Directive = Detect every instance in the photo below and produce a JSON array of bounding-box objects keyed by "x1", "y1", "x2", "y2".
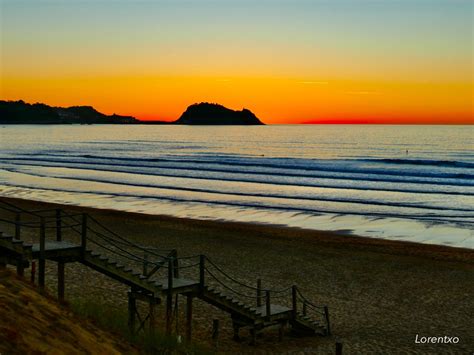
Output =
[{"x1": 175, "y1": 103, "x2": 264, "y2": 125}]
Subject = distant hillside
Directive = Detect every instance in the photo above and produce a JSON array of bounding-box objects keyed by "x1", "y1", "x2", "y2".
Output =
[
  {"x1": 0, "y1": 100, "x2": 139, "y2": 124},
  {"x1": 175, "y1": 103, "x2": 264, "y2": 125}
]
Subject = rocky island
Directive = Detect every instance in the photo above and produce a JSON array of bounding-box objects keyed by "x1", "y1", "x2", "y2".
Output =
[{"x1": 174, "y1": 103, "x2": 264, "y2": 125}]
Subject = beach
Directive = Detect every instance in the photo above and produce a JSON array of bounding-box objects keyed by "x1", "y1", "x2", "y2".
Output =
[
  {"x1": 1, "y1": 196, "x2": 472, "y2": 354},
  {"x1": 1, "y1": 124, "x2": 473, "y2": 251}
]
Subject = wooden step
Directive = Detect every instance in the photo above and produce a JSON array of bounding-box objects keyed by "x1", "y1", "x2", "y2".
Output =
[{"x1": 82, "y1": 253, "x2": 158, "y2": 294}]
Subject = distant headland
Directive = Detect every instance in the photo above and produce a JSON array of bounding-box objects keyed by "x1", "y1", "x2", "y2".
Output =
[
  {"x1": 0, "y1": 100, "x2": 264, "y2": 125},
  {"x1": 174, "y1": 102, "x2": 263, "y2": 125},
  {"x1": 0, "y1": 100, "x2": 138, "y2": 125}
]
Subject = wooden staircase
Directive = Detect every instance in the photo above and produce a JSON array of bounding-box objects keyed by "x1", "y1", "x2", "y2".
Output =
[
  {"x1": 82, "y1": 250, "x2": 160, "y2": 293},
  {"x1": 0, "y1": 201, "x2": 331, "y2": 344},
  {"x1": 201, "y1": 285, "x2": 266, "y2": 320},
  {"x1": 0, "y1": 232, "x2": 33, "y2": 259},
  {"x1": 292, "y1": 311, "x2": 329, "y2": 336}
]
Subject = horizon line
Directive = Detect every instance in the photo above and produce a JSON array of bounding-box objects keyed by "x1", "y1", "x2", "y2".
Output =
[{"x1": 2, "y1": 99, "x2": 472, "y2": 126}]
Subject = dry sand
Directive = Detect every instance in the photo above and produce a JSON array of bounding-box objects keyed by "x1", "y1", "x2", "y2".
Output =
[{"x1": 0, "y1": 197, "x2": 473, "y2": 354}]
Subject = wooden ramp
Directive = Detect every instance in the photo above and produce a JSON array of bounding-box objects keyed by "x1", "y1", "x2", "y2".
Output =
[{"x1": 0, "y1": 200, "x2": 331, "y2": 344}]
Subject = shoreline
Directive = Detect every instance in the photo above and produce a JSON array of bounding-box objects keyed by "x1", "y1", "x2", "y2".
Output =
[
  {"x1": 1, "y1": 195, "x2": 472, "y2": 264},
  {"x1": 1, "y1": 196, "x2": 473, "y2": 353}
]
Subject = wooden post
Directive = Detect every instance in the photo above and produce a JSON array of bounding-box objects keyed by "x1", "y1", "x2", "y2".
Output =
[
  {"x1": 173, "y1": 256, "x2": 179, "y2": 278},
  {"x1": 186, "y1": 294, "x2": 193, "y2": 341},
  {"x1": 149, "y1": 298, "x2": 155, "y2": 335},
  {"x1": 199, "y1": 255, "x2": 205, "y2": 291},
  {"x1": 58, "y1": 262, "x2": 65, "y2": 302},
  {"x1": 249, "y1": 328, "x2": 257, "y2": 346},
  {"x1": 292, "y1": 286, "x2": 297, "y2": 317},
  {"x1": 257, "y1": 278, "x2": 262, "y2": 307},
  {"x1": 336, "y1": 340, "x2": 343, "y2": 355},
  {"x1": 38, "y1": 217, "x2": 46, "y2": 292},
  {"x1": 324, "y1": 305, "x2": 331, "y2": 336},
  {"x1": 15, "y1": 213, "x2": 21, "y2": 239},
  {"x1": 174, "y1": 294, "x2": 179, "y2": 334},
  {"x1": 143, "y1": 251, "x2": 148, "y2": 276},
  {"x1": 81, "y1": 214, "x2": 87, "y2": 256},
  {"x1": 30, "y1": 261, "x2": 36, "y2": 283},
  {"x1": 278, "y1": 323, "x2": 284, "y2": 341},
  {"x1": 128, "y1": 292, "x2": 136, "y2": 335},
  {"x1": 16, "y1": 259, "x2": 24, "y2": 277},
  {"x1": 56, "y1": 209, "x2": 62, "y2": 241},
  {"x1": 232, "y1": 322, "x2": 240, "y2": 342},
  {"x1": 56, "y1": 209, "x2": 65, "y2": 302},
  {"x1": 265, "y1": 290, "x2": 271, "y2": 321},
  {"x1": 166, "y1": 258, "x2": 173, "y2": 335},
  {"x1": 212, "y1": 319, "x2": 219, "y2": 349}
]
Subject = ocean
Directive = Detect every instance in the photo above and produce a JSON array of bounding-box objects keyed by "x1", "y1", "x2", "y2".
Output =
[{"x1": 0, "y1": 124, "x2": 472, "y2": 249}]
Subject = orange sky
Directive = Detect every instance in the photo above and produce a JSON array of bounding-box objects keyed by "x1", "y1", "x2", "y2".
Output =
[
  {"x1": 1, "y1": 1, "x2": 473, "y2": 124},
  {"x1": 3, "y1": 76, "x2": 472, "y2": 124}
]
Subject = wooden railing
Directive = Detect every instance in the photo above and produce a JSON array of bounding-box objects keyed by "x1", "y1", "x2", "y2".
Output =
[{"x1": 0, "y1": 200, "x2": 331, "y2": 335}]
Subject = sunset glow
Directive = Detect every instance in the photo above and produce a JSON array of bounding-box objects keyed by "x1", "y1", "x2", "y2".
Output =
[{"x1": 1, "y1": 0, "x2": 472, "y2": 124}]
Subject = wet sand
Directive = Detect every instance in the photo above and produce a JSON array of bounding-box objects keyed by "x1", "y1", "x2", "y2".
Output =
[{"x1": 1, "y1": 197, "x2": 473, "y2": 354}]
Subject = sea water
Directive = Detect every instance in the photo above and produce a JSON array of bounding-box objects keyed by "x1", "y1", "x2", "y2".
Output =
[{"x1": 0, "y1": 124, "x2": 472, "y2": 249}]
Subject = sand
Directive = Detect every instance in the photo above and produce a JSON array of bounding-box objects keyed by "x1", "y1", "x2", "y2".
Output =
[{"x1": 0, "y1": 197, "x2": 473, "y2": 354}]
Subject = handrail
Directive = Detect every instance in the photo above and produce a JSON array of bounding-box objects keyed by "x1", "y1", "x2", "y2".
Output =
[
  {"x1": 295, "y1": 287, "x2": 326, "y2": 310},
  {"x1": 87, "y1": 227, "x2": 169, "y2": 261},
  {"x1": 0, "y1": 200, "x2": 330, "y2": 332},
  {"x1": 205, "y1": 256, "x2": 296, "y2": 295},
  {"x1": 205, "y1": 257, "x2": 260, "y2": 291},
  {"x1": 81, "y1": 213, "x2": 175, "y2": 256},
  {"x1": 64, "y1": 221, "x2": 172, "y2": 271},
  {"x1": 143, "y1": 249, "x2": 177, "y2": 278},
  {"x1": 204, "y1": 267, "x2": 259, "y2": 300},
  {"x1": 60, "y1": 211, "x2": 173, "y2": 261}
]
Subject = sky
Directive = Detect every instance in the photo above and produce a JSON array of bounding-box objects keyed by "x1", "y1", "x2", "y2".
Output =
[{"x1": 1, "y1": 0, "x2": 473, "y2": 124}]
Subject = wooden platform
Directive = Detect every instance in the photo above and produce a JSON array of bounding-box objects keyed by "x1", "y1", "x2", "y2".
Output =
[
  {"x1": 254, "y1": 304, "x2": 292, "y2": 317},
  {"x1": 31, "y1": 241, "x2": 82, "y2": 260},
  {"x1": 157, "y1": 278, "x2": 200, "y2": 293}
]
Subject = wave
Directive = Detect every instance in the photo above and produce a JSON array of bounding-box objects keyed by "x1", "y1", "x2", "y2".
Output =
[
  {"x1": 2, "y1": 160, "x2": 474, "y2": 196},
  {"x1": 364, "y1": 158, "x2": 474, "y2": 169},
  {"x1": 6, "y1": 167, "x2": 474, "y2": 213},
  {"x1": 1, "y1": 156, "x2": 474, "y2": 188},
  {"x1": 4, "y1": 152, "x2": 474, "y2": 181},
  {"x1": 2, "y1": 181, "x2": 472, "y2": 224},
  {"x1": 76, "y1": 154, "x2": 474, "y2": 179}
]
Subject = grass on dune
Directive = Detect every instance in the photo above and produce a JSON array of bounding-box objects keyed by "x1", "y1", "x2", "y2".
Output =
[{"x1": 71, "y1": 299, "x2": 212, "y2": 355}]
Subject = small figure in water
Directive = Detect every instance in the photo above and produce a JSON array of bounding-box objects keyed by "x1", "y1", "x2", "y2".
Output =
[{"x1": 406, "y1": 149, "x2": 408, "y2": 155}]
